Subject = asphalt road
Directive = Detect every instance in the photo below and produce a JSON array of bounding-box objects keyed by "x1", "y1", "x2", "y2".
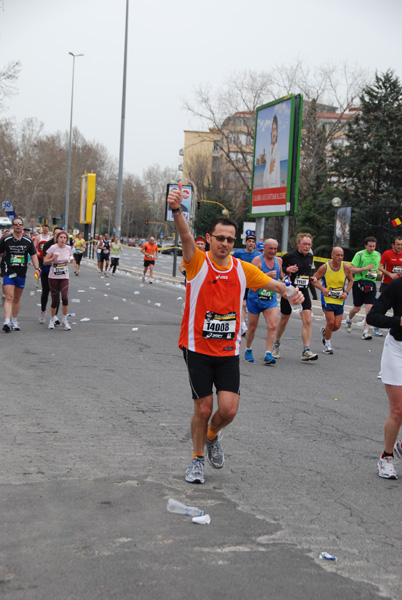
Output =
[{"x1": 0, "y1": 259, "x2": 400, "y2": 599}]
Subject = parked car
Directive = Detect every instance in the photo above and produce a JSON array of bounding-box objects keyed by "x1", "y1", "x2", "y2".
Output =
[
  {"x1": 127, "y1": 240, "x2": 136, "y2": 247},
  {"x1": 160, "y1": 244, "x2": 183, "y2": 256}
]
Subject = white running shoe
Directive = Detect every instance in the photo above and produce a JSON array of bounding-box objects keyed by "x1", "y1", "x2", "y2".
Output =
[
  {"x1": 345, "y1": 319, "x2": 352, "y2": 333},
  {"x1": 62, "y1": 319, "x2": 71, "y2": 331},
  {"x1": 301, "y1": 349, "x2": 318, "y2": 361},
  {"x1": 374, "y1": 327, "x2": 383, "y2": 337},
  {"x1": 394, "y1": 440, "x2": 402, "y2": 459},
  {"x1": 206, "y1": 431, "x2": 224, "y2": 469},
  {"x1": 48, "y1": 317, "x2": 55, "y2": 330},
  {"x1": 11, "y1": 319, "x2": 20, "y2": 331},
  {"x1": 377, "y1": 456, "x2": 398, "y2": 479},
  {"x1": 362, "y1": 331, "x2": 372, "y2": 340},
  {"x1": 39, "y1": 312, "x2": 46, "y2": 324},
  {"x1": 185, "y1": 457, "x2": 205, "y2": 484},
  {"x1": 272, "y1": 343, "x2": 280, "y2": 359}
]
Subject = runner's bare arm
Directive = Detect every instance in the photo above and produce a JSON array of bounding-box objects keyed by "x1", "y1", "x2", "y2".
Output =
[{"x1": 261, "y1": 278, "x2": 304, "y2": 305}]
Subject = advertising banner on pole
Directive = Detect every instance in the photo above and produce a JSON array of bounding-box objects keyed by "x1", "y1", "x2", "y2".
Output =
[
  {"x1": 165, "y1": 184, "x2": 192, "y2": 223},
  {"x1": 250, "y1": 94, "x2": 303, "y2": 217},
  {"x1": 80, "y1": 173, "x2": 96, "y2": 224}
]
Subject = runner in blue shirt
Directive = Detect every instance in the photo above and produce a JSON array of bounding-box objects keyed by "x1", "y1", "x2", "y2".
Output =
[{"x1": 232, "y1": 234, "x2": 262, "y2": 335}]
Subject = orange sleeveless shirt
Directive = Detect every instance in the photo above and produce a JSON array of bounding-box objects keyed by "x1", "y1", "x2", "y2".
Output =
[{"x1": 179, "y1": 250, "x2": 271, "y2": 356}]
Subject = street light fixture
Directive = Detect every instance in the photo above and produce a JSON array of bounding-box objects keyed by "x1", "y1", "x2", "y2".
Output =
[{"x1": 65, "y1": 52, "x2": 84, "y2": 232}]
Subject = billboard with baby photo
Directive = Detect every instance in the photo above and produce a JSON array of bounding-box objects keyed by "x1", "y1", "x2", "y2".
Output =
[{"x1": 250, "y1": 94, "x2": 302, "y2": 217}]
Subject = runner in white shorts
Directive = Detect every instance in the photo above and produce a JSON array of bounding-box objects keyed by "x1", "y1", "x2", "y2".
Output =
[{"x1": 367, "y1": 277, "x2": 402, "y2": 479}]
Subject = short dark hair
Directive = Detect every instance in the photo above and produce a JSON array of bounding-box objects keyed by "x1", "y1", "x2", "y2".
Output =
[
  {"x1": 364, "y1": 236, "x2": 377, "y2": 245},
  {"x1": 392, "y1": 236, "x2": 402, "y2": 244},
  {"x1": 207, "y1": 216, "x2": 238, "y2": 236},
  {"x1": 12, "y1": 217, "x2": 24, "y2": 225}
]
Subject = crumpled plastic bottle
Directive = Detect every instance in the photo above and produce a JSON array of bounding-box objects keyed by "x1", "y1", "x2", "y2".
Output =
[{"x1": 166, "y1": 498, "x2": 203, "y2": 517}]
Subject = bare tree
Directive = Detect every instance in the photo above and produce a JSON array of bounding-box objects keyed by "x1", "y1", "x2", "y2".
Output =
[
  {"x1": 0, "y1": 61, "x2": 21, "y2": 111},
  {"x1": 183, "y1": 62, "x2": 369, "y2": 218}
]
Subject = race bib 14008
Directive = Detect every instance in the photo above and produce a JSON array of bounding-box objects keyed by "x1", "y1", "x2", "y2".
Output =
[{"x1": 202, "y1": 311, "x2": 236, "y2": 339}]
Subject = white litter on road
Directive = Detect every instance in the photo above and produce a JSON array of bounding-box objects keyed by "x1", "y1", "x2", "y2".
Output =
[
  {"x1": 192, "y1": 514, "x2": 211, "y2": 525},
  {"x1": 80, "y1": 318, "x2": 90, "y2": 322},
  {"x1": 132, "y1": 327, "x2": 138, "y2": 331},
  {"x1": 113, "y1": 316, "x2": 119, "y2": 320},
  {"x1": 71, "y1": 299, "x2": 80, "y2": 303}
]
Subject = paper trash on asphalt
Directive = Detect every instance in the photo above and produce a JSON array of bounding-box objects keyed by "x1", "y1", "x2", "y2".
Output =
[
  {"x1": 80, "y1": 318, "x2": 90, "y2": 322},
  {"x1": 71, "y1": 299, "x2": 80, "y2": 303},
  {"x1": 113, "y1": 316, "x2": 119, "y2": 320},
  {"x1": 192, "y1": 514, "x2": 211, "y2": 525},
  {"x1": 132, "y1": 327, "x2": 138, "y2": 331}
]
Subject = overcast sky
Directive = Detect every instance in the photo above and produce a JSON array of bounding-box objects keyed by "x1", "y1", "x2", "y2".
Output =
[{"x1": 1, "y1": 0, "x2": 401, "y2": 178}]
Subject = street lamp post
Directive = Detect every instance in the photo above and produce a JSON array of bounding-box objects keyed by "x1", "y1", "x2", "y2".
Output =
[
  {"x1": 332, "y1": 197, "x2": 342, "y2": 246},
  {"x1": 107, "y1": 201, "x2": 114, "y2": 236},
  {"x1": 115, "y1": 0, "x2": 129, "y2": 239},
  {"x1": 65, "y1": 52, "x2": 84, "y2": 232}
]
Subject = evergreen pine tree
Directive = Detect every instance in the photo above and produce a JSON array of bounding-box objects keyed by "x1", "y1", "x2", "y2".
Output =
[{"x1": 332, "y1": 70, "x2": 402, "y2": 250}]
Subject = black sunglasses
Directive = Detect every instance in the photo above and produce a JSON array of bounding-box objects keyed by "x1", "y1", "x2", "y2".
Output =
[{"x1": 210, "y1": 234, "x2": 236, "y2": 244}]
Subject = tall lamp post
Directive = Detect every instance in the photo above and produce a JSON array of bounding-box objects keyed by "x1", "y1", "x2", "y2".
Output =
[
  {"x1": 65, "y1": 52, "x2": 84, "y2": 232},
  {"x1": 115, "y1": 0, "x2": 129, "y2": 239},
  {"x1": 332, "y1": 196, "x2": 342, "y2": 246}
]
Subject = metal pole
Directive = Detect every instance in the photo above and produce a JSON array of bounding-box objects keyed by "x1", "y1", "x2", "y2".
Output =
[
  {"x1": 65, "y1": 52, "x2": 83, "y2": 232},
  {"x1": 282, "y1": 215, "x2": 289, "y2": 252},
  {"x1": 115, "y1": 0, "x2": 129, "y2": 239}
]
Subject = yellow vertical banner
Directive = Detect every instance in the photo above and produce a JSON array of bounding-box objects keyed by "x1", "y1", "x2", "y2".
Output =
[{"x1": 80, "y1": 172, "x2": 96, "y2": 224}]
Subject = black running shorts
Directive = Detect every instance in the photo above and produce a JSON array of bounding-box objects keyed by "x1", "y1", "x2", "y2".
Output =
[{"x1": 182, "y1": 348, "x2": 240, "y2": 400}]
